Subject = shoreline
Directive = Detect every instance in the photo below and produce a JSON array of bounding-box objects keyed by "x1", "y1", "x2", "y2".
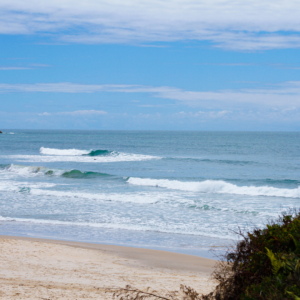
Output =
[
  {"x1": 0, "y1": 235, "x2": 216, "y2": 273},
  {"x1": 0, "y1": 220, "x2": 227, "y2": 260},
  {"x1": 0, "y1": 235, "x2": 217, "y2": 299}
]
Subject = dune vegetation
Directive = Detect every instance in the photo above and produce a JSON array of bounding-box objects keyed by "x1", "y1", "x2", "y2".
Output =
[{"x1": 111, "y1": 209, "x2": 300, "y2": 300}]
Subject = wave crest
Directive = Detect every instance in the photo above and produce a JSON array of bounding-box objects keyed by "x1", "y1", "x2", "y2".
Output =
[
  {"x1": 40, "y1": 147, "x2": 90, "y2": 156},
  {"x1": 40, "y1": 147, "x2": 115, "y2": 157},
  {"x1": 61, "y1": 169, "x2": 111, "y2": 179},
  {"x1": 87, "y1": 149, "x2": 112, "y2": 156},
  {"x1": 128, "y1": 178, "x2": 300, "y2": 198},
  {"x1": 4, "y1": 164, "x2": 111, "y2": 179}
]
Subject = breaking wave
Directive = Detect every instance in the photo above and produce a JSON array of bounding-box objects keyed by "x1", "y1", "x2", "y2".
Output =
[
  {"x1": 61, "y1": 169, "x2": 111, "y2": 179},
  {"x1": 87, "y1": 149, "x2": 112, "y2": 156},
  {"x1": 3, "y1": 164, "x2": 112, "y2": 179},
  {"x1": 8, "y1": 147, "x2": 160, "y2": 163},
  {"x1": 40, "y1": 147, "x2": 114, "y2": 156},
  {"x1": 128, "y1": 178, "x2": 300, "y2": 198}
]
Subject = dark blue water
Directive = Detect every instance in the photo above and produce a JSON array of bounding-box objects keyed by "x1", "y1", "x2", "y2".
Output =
[{"x1": 0, "y1": 130, "x2": 299, "y2": 258}]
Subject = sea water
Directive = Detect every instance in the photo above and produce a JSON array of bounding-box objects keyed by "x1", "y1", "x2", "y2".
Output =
[{"x1": 0, "y1": 130, "x2": 299, "y2": 258}]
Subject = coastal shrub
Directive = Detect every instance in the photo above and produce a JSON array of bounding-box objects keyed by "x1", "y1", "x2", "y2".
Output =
[
  {"x1": 202, "y1": 209, "x2": 300, "y2": 300},
  {"x1": 109, "y1": 209, "x2": 300, "y2": 300}
]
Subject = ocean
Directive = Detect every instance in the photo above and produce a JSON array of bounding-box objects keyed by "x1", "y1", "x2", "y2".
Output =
[{"x1": 0, "y1": 130, "x2": 299, "y2": 258}]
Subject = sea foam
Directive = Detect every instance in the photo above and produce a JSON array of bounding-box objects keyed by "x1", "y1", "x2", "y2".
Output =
[
  {"x1": 0, "y1": 180, "x2": 56, "y2": 192},
  {"x1": 0, "y1": 214, "x2": 238, "y2": 240},
  {"x1": 128, "y1": 178, "x2": 300, "y2": 198},
  {"x1": 7, "y1": 153, "x2": 160, "y2": 163},
  {"x1": 29, "y1": 189, "x2": 165, "y2": 204},
  {"x1": 40, "y1": 147, "x2": 114, "y2": 157},
  {"x1": 40, "y1": 147, "x2": 90, "y2": 156},
  {"x1": 6, "y1": 164, "x2": 65, "y2": 177}
]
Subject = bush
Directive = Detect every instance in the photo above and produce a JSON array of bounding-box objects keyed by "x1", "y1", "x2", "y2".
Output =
[
  {"x1": 203, "y1": 209, "x2": 300, "y2": 300},
  {"x1": 110, "y1": 210, "x2": 300, "y2": 300}
]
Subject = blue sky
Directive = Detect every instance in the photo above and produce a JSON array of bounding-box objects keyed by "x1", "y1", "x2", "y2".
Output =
[{"x1": 1, "y1": 0, "x2": 300, "y2": 130}]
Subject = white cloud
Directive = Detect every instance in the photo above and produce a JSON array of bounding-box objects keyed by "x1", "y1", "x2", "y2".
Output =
[
  {"x1": 59, "y1": 110, "x2": 107, "y2": 116},
  {"x1": 38, "y1": 110, "x2": 107, "y2": 116},
  {"x1": 38, "y1": 112, "x2": 51, "y2": 116},
  {"x1": 0, "y1": 66, "x2": 31, "y2": 70},
  {"x1": 1, "y1": 0, "x2": 300, "y2": 50},
  {"x1": 2, "y1": 81, "x2": 300, "y2": 108}
]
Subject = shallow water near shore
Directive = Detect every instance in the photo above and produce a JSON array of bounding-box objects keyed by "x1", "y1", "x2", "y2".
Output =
[{"x1": 0, "y1": 130, "x2": 299, "y2": 258}]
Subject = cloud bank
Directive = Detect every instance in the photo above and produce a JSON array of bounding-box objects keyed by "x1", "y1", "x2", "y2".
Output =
[
  {"x1": 2, "y1": 108, "x2": 300, "y2": 131},
  {"x1": 1, "y1": 81, "x2": 300, "y2": 108},
  {"x1": 1, "y1": 0, "x2": 300, "y2": 50}
]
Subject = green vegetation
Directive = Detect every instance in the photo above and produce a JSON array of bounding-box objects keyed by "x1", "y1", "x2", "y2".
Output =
[
  {"x1": 110, "y1": 210, "x2": 300, "y2": 300},
  {"x1": 203, "y1": 209, "x2": 300, "y2": 300}
]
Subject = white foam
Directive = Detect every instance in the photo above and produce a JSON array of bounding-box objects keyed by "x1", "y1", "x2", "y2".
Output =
[
  {"x1": 0, "y1": 176, "x2": 185, "y2": 206},
  {"x1": 29, "y1": 189, "x2": 164, "y2": 204},
  {"x1": 40, "y1": 147, "x2": 90, "y2": 156},
  {"x1": 5, "y1": 153, "x2": 160, "y2": 163},
  {"x1": 128, "y1": 178, "x2": 300, "y2": 198},
  {"x1": 0, "y1": 180, "x2": 56, "y2": 192},
  {"x1": 0, "y1": 181, "x2": 19, "y2": 192},
  {"x1": 5, "y1": 164, "x2": 64, "y2": 177},
  {"x1": 0, "y1": 214, "x2": 237, "y2": 240}
]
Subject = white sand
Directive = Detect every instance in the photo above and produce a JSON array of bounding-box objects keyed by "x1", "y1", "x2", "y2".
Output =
[{"x1": 0, "y1": 236, "x2": 217, "y2": 299}]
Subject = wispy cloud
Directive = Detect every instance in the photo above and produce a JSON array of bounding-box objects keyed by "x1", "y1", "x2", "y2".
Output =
[
  {"x1": 0, "y1": 66, "x2": 32, "y2": 70},
  {"x1": 1, "y1": 0, "x2": 300, "y2": 50},
  {"x1": 139, "y1": 105, "x2": 165, "y2": 108},
  {"x1": 2, "y1": 107, "x2": 300, "y2": 130},
  {"x1": 38, "y1": 110, "x2": 107, "y2": 116},
  {"x1": 190, "y1": 63, "x2": 300, "y2": 69},
  {"x1": 0, "y1": 64, "x2": 52, "y2": 70},
  {"x1": 2, "y1": 81, "x2": 300, "y2": 108}
]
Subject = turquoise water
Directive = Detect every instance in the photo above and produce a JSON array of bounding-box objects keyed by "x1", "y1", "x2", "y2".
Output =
[{"x1": 0, "y1": 130, "x2": 300, "y2": 258}]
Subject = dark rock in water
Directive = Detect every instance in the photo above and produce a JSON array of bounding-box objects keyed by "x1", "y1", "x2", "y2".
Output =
[{"x1": 0, "y1": 131, "x2": 2, "y2": 133}]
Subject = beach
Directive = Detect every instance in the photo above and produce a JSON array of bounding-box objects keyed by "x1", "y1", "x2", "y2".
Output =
[
  {"x1": 1, "y1": 131, "x2": 299, "y2": 299},
  {"x1": 0, "y1": 236, "x2": 217, "y2": 299}
]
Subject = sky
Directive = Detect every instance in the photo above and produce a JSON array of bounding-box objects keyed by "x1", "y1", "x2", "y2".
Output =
[{"x1": 1, "y1": 0, "x2": 300, "y2": 130}]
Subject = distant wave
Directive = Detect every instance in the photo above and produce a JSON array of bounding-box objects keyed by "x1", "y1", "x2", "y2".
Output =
[
  {"x1": 128, "y1": 178, "x2": 300, "y2": 198},
  {"x1": 40, "y1": 147, "x2": 113, "y2": 156},
  {"x1": 61, "y1": 169, "x2": 111, "y2": 179},
  {"x1": 40, "y1": 147, "x2": 89, "y2": 156},
  {"x1": 3, "y1": 164, "x2": 112, "y2": 179},
  {"x1": 34, "y1": 147, "x2": 159, "y2": 162},
  {"x1": 87, "y1": 149, "x2": 113, "y2": 156}
]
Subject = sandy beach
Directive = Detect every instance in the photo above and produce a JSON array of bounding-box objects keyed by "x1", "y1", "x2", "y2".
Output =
[{"x1": 0, "y1": 236, "x2": 217, "y2": 299}]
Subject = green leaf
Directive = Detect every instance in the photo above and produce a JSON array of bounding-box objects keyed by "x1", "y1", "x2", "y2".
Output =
[
  {"x1": 266, "y1": 247, "x2": 281, "y2": 275},
  {"x1": 286, "y1": 291, "x2": 300, "y2": 300}
]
